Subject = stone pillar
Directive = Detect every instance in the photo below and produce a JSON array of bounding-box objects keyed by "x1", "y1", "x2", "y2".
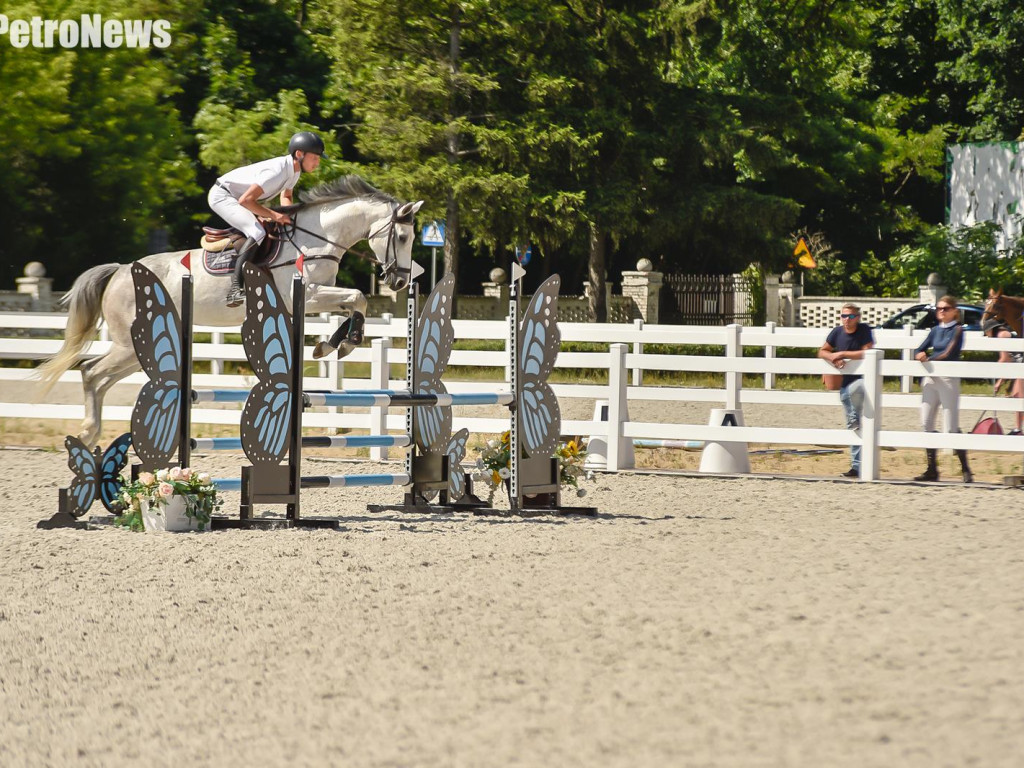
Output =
[
  {"x1": 620, "y1": 259, "x2": 662, "y2": 323},
  {"x1": 918, "y1": 272, "x2": 947, "y2": 304},
  {"x1": 764, "y1": 274, "x2": 781, "y2": 325},
  {"x1": 482, "y1": 267, "x2": 509, "y2": 309},
  {"x1": 16, "y1": 262, "x2": 54, "y2": 311},
  {"x1": 776, "y1": 270, "x2": 803, "y2": 326}
]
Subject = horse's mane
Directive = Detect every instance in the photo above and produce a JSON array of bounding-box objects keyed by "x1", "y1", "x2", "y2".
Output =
[{"x1": 295, "y1": 175, "x2": 398, "y2": 209}]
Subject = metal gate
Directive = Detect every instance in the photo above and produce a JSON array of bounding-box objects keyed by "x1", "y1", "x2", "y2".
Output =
[{"x1": 660, "y1": 273, "x2": 754, "y2": 325}]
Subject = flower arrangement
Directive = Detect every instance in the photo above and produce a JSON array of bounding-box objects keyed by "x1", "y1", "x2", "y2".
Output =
[
  {"x1": 475, "y1": 431, "x2": 591, "y2": 503},
  {"x1": 114, "y1": 467, "x2": 222, "y2": 531}
]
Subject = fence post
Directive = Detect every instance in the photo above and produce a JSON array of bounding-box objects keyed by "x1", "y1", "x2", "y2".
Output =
[
  {"x1": 606, "y1": 343, "x2": 629, "y2": 471},
  {"x1": 369, "y1": 337, "x2": 392, "y2": 460},
  {"x1": 901, "y1": 325, "x2": 913, "y2": 393},
  {"x1": 764, "y1": 321, "x2": 776, "y2": 390},
  {"x1": 725, "y1": 324, "x2": 741, "y2": 410},
  {"x1": 632, "y1": 318, "x2": 644, "y2": 386},
  {"x1": 861, "y1": 348, "x2": 883, "y2": 481},
  {"x1": 210, "y1": 331, "x2": 224, "y2": 376},
  {"x1": 504, "y1": 315, "x2": 513, "y2": 384},
  {"x1": 317, "y1": 312, "x2": 332, "y2": 379}
]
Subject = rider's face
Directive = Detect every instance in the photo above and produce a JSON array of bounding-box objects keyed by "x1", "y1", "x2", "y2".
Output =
[{"x1": 299, "y1": 152, "x2": 321, "y2": 173}]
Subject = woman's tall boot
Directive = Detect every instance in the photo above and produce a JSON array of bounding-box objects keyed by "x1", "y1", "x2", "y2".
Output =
[
  {"x1": 914, "y1": 448, "x2": 939, "y2": 482},
  {"x1": 956, "y1": 449, "x2": 973, "y2": 483}
]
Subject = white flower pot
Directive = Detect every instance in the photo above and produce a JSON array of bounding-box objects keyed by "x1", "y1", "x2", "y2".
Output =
[{"x1": 141, "y1": 495, "x2": 204, "y2": 533}]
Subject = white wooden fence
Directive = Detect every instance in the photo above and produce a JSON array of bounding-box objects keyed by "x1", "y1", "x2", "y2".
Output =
[{"x1": 3, "y1": 311, "x2": 1024, "y2": 480}]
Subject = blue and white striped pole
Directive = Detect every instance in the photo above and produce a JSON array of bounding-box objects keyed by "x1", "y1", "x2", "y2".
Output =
[
  {"x1": 299, "y1": 473, "x2": 411, "y2": 489},
  {"x1": 191, "y1": 435, "x2": 412, "y2": 451}
]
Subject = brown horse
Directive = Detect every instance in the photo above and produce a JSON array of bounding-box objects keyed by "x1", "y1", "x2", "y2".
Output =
[{"x1": 982, "y1": 289, "x2": 1024, "y2": 336}]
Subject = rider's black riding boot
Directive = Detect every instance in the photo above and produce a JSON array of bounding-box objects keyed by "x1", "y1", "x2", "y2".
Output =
[
  {"x1": 226, "y1": 236, "x2": 259, "y2": 307},
  {"x1": 956, "y1": 449, "x2": 973, "y2": 484},
  {"x1": 914, "y1": 447, "x2": 939, "y2": 482}
]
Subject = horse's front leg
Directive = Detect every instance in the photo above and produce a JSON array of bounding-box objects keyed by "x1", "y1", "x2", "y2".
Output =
[
  {"x1": 78, "y1": 345, "x2": 142, "y2": 447},
  {"x1": 304, "y1": 284, "x2": 368, "y2": 359}
]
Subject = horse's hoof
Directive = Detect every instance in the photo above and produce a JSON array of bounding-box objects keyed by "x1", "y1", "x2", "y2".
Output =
[{"x1": 312, "y1": 341, "x2": 333, "y2": 359}]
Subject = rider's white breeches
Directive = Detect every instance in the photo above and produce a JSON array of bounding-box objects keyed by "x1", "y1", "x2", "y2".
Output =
[
  {"x1": 920, "y1": 375, "x2": 960, "y2": 433},
  {"x1": 208, "y1": 186, "x2": 267, "y2": 242}
]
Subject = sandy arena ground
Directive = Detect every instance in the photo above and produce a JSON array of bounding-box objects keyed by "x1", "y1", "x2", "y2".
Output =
[{"x1": 2, "y1": 378, "x2": 1024, "y2": 766}]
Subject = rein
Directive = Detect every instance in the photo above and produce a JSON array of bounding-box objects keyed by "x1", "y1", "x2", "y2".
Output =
[{"x1": 270, "y1": 211, "x2": 403, "y2": 281}]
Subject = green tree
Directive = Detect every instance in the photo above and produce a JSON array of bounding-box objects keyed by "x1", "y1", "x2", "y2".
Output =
[
  {"x1": 659, "y1": 0, "x2": 885, "y2": 285},
  {"x1": 852, "y1": 220, "x2": 1024, "y2": 300}
]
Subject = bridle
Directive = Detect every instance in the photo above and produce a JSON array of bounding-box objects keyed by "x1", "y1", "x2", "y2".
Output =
[{"x1": 272, "y1": 205, "x2": 411, "y2": 289}]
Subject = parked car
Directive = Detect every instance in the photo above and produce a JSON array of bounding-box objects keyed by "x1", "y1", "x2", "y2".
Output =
[{"x1": 879, "y1": 303, "x2": 985, "y2": 332}]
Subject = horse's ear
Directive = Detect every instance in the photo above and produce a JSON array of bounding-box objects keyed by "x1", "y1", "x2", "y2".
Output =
[{"x1": 394, "y1": 200, "x2": 425, "y2": 223}]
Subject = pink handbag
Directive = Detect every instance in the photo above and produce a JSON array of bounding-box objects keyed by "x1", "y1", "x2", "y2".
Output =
[{"x1": 971, "y1": 411, "x2": 1003, "y2": 435}]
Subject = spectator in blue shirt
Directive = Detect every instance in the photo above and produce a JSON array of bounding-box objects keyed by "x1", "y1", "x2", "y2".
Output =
[
  {"x1": 818, "y1": 303, "x2": 875, "y2": 478},
  {"x1": 913, "y1": 295, "x2": 971, "y2": 482}
]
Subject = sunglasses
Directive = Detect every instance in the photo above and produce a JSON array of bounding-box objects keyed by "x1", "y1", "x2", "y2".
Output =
[
  {"x1": 840, "y1": 313, "x2": 859, "y2": 319},
  {"x1": 935, "y1": 305, "x2": 953, "y2": 311}
]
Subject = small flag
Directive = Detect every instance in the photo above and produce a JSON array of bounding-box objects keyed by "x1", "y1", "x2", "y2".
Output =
[
  {"x1": 296, "y1": 250, "x2": 305, "y2": 274},
  {"x1": 794, "y1": 237, "x2": 816, "y2": 269},
  {"x1": 180, "y1": 251, "x2": 191, "y2": 271}
]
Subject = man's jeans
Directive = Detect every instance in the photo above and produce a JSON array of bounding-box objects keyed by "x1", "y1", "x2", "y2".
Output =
[{"x1": 840, "y1": 379, "x2": 865, "y2": 471}]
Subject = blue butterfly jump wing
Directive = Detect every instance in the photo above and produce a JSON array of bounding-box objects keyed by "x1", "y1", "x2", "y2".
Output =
[
  {"x1": 130, "y1": 263, "x2": 183, "y2": 380},
  {"x1": 64, "y1": 435, "x2": 98, "y2": 516},
  {"x1": 520, "y1": 380, "x2": 560, "y2": 457},
  {"x1": 98, "y1": 433, "x2": 132, "y2": 512},
  {"x1": 129, "y1": 263, "x2": 183, "y2": 466},
  {"x1": 241, "y1": 265, "x2": 292, "y2": 382},
  {"x1": 131, "y1": 378, "x2": 182, "y2": 466},
  {"x1": 411, "y1": 274, "x2": 455, "y2": 452},
  {"x1": 241, "y1": 380, "x2": 293, "y2": 464},
  {"x1": 446, "y1": 428, "x2": 469, "y2": 500},
  {"x1": 518, "y1": 275, "x2": 561, "y2": 456},
  {"x1": 415, "y1": 274, "x2": 455, "y2": 394},
  {"x1": 413, "y1": 381, "x2": 452, "y2": 453}
]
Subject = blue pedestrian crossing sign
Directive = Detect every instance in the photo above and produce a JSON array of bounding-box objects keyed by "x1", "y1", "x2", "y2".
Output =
[{"x1": 421, "y1": 221, "x2": 445, "y2": 247}]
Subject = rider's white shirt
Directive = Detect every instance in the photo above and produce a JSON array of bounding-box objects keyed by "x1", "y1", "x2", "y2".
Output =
[{"x1": 216, "y1": 155, "x2": 299, "y2": 201}]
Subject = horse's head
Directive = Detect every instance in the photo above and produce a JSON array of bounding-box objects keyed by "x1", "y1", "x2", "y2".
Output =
[
  {"x1": 368, "y1": 200, "x2": 424, "y2": 292},
  {"x1": 983, "y1": 288, "x2": 1006, "y2": 325}
]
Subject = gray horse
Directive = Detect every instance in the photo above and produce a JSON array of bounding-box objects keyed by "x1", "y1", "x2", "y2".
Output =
[{"x1": 37, "y1": 175, "x2": 424, "y2": 447}]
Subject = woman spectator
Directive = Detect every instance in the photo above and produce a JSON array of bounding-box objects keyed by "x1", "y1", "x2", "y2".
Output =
[{"x1": 913, "y1": 295, "x2": 972, "y2": 482}]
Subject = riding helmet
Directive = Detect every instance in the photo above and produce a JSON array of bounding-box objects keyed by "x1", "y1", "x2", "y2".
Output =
[{"x1": 288, "y1": 131, "x2": 328, "y2": 160}]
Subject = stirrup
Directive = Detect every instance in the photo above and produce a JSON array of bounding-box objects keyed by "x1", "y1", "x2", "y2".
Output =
[{"x1": 225, "y1": 284, "x2": 244, "y2": 308}]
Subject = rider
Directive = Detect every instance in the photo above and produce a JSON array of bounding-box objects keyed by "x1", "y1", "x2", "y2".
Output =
[{"x1": 208, "y1": 131, "x2": 327, "y2": 307}]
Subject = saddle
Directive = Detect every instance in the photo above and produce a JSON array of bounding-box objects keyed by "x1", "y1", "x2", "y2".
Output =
[
  {"x1": 200, "y1": 222, "x2": 281, "y2": 260},
  {"x1": 198, "y1": 223, "x2": 283, "y2": 275}
]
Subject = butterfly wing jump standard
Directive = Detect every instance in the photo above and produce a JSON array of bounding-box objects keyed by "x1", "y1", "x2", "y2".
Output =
[
  {"x1": 412, "y1": 273, "x2": 456, "y2": 453},
  {"x1": 505, "y1": 273, "x2": 595, "y2": 516},
  {"x1": 518, "y1": 275, "x2": 562, "y2": 458},
  {"x1": 129, "y1": 263, "x2": 185, "y2": 468},
  {"x1": 239, "y1": 263, "x2": 295, "y2": 466},
  {"x1": 58, "y1": 433, "x2": 133, "y2": 517}
]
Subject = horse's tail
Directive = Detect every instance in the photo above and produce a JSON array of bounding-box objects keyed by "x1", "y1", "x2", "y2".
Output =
[{"x1": 35, "y1": 263, "x2": 122, "y2": 395}]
